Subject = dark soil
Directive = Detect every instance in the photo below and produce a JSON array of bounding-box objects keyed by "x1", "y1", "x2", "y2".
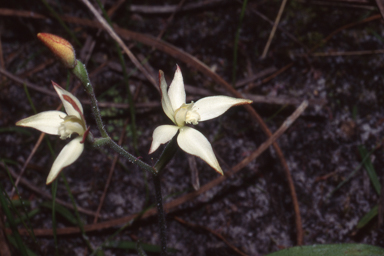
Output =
[{"x1": 1, "y1": 0, "x2": 384, "y2": 255}]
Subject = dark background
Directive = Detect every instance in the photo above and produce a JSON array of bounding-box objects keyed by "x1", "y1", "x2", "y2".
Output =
[{"x1": 0, "y1": 0, "x2": 384, "y2": 255}]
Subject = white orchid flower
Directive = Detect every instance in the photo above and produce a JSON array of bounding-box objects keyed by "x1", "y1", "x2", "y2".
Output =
[
  {"x1": 16, "y1": 82, "x2": 88, "y2": 184},
  {"x1": 149, "y1": 65, "x2": 252, "y2": 174}
]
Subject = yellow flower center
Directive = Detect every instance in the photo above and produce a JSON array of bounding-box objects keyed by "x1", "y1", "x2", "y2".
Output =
[
  {"x1": 174, "y1": 102, "x2": 200, "y2": 127},
  {"x1": 58, "y1": 115, "x2": 86, "y2": 139}
]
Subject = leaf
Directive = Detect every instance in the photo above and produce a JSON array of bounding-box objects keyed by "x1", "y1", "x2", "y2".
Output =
[
  {"x1": 6, "y1": 235, "x2": 38, "y2": 256},
  {"x1": 14, "y1": 208, "x2": 40, "y2": 225},
  {"x1": 266, "y1": 244, "x2": 384, "y2": 256},
  {"x1": 356, "y1": 205, "x2": 378, "y2": 229},
  {"x1": 41, "y1": 201, "x2": 77, "y2": 225},
  {"x1": 358, "y1": 145, "x2": 381, "y2": 195}
]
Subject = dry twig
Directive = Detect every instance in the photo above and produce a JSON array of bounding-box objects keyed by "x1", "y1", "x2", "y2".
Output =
[
  {"x1": 79, "y1": 0, "x2": 157, "y2": 88},
  {"x1": 174, "y1": 216, "x2": 248, "y2": 256},
  {"x1": 93, "y1": 119, "x2": 129, "y2": 223},
  {"x1": 4, "y1": 164, "x2": 97, "y2": 217},
  {"x1": 261, "y1": 0, "x2": 289, "y2": 59}
]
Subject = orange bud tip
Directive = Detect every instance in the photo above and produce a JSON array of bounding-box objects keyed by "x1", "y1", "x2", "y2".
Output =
[{"x1": 37, "y1": 33, "x2": 76, "y2": 69}]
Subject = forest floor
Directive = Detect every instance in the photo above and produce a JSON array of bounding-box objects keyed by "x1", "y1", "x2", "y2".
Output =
[{"x1": 1, "y1": 0, "x2": 384, "y2": 255}]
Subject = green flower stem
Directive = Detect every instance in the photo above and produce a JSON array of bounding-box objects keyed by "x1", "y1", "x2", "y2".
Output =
[
  {"x1": 107, "y1": 138, "x2": 156, "y2": 175},
  {"x1": 72, "y1": 60, "x2": 108, "y2": 138},
  {"x1": 152, "y1": 174, "x2": 167, "y2": 256},
  {"x1": 91, "y1": 135, "x2": 156, "y2": 175},
  {"x1": 153, "y1": 136, "x2": 178, "y2": 173}
]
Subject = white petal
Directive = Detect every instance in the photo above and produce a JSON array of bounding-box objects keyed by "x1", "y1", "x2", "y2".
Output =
[
  {"x1": 177, "y1": 127, "x2": 223, "y2": 175},
  {"x1": 149, "y1": 125, "x2": 179, "y2": 154},
  {"x1": 53, "y1": 82, "x2": 83, "y2": 119},
  {"x1": 16, "y1": 111, "x2": 66, "y2": 135},
  {"x1": 167, "y1": 65, "x2": 186, "y2": 111},
  {"x1": 159, "y1": 70, "x2": 175, "y2": 123},
  {"x1": 193, "y1": 96, "x2": 252, "y2": 122},
  {"x1": 46, "y1": 136, "x2": 84, "y2": 184}
]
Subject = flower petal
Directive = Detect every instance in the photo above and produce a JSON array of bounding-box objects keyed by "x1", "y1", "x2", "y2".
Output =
[
  {"x1": 159, "y1": 70, "x2": 175, "y2": 123},
  {"x1": 177, "y1": 126, "x2": 223, "y2": 175},
  {"x1": 46, "y1": 136, "x2": 84, "y2": 184},
  {"x1": 16, "y1": 110, "x2": 66, "y2": 135},
  {"x1": 149, "y1": 125, "x2": 179, "y2": 154},
  {"x1": 52, "y1": 81, "x2": 84, "y2": 119},
  {"x1": 193, "y1": 96, "x2": 252, "y2": 122},
  {"x1": 167, "y1": 65, "x2": 186, "y2": 111}
]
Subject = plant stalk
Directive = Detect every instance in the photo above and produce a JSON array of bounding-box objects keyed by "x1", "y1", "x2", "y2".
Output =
[{"x1": 152, "y1": 174, "x2": 167, "y2": 256}]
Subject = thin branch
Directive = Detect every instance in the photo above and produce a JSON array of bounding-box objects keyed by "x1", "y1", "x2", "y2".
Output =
[
  {"x1": 129, "y1": 0, "x2": 228, "y2": 14},
  {"x1": 10, "y1": 133, "x2": 45, "y2": 197},
  {"x1": 93, "y1": 119, "x2": 129, "y2": 223},
  {"x1": 174, "y1": 217, "x2": 248, "y2": 256},
  {"x1": 261, "y1": 0, "x2": 289, "y2": 59},
  {"x1": 4, "y1": 164, "x2": 98, "y2": 217},
  {"x1": 79, "y1": 0, "x2": 157, "y2": 88},
  {"x1": 0, "y1": 67, "x2": 57, "y2": 97}
]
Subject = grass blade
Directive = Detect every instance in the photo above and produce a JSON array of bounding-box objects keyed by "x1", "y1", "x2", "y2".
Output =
[{"x1": 358, "y1": 145, "x2": 380, "y2": 195}]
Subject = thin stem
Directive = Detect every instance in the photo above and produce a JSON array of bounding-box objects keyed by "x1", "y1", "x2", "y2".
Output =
[
  {"x1": 152, "y1": 174, "x2": 167, "y2": 256},
  {"x1": 72, "y1": 60, "x2": 108, "y2": 138},
  {"x1": 154, "y1": 135, "x2": 178, "y2": 173},
  {"x1": 73, "y1": 60, "x2": 160, "y2": 176},
  {"x1": 107, "y1": 138, "x2": 156, "y2": 175}
]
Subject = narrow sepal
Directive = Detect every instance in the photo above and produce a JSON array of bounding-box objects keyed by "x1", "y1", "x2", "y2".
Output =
[
  {"x1": 159, "y1": 70, "x2": 175, "y2": 123},
  {"x1": 194, "y1": 96, "x2": 252, "y2": 122},
  {"x1": 16, "y1": 110, "x2": 66, "y2": 135},
  {"x1": 52, "y1": 81, "x2": 84, "y2": 119},
  {"x1": 46, "y1": 136, "x2": 84, "y2": 184},
  {"x1": 168, "y1": 65, "x2": 186, "y2": 111},
  {"x1": 177, "y1": 127, "x2": 223, "y2": 175},
  {"x1": 149, "y1": 125, "x2": 179, "y2": 154}
]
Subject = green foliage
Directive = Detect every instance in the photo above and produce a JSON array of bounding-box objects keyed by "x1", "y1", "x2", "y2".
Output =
[
  {"x1": 41, "y1": 201, "x2": 78, "y2": 225},
  {"x1": 358, "y1": 145, "x2": 380, "y2": 195},
  {"x1": 0, "y1": 184, "x2": 29, "y2": 256},
  {"x1": 356, "y1": 205, "x2": 378, "y2": 229},
  {"x1": 266, "y1": 244, "x2": 384, "y2": 256},
  {"x1": 6, "y1": 235, "x2": 38, "y2": 256}
]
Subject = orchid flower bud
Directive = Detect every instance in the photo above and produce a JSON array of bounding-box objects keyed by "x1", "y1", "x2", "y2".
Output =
[{"x1": 37, "y1": 33, "x2": 76, "y2": 69}]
